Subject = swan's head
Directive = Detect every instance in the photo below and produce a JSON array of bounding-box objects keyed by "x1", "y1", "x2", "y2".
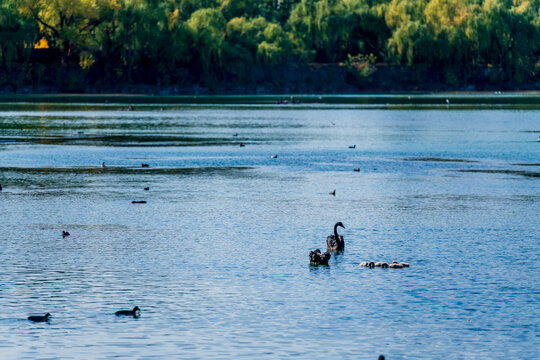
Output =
[
  {"x1": 132, "y1": 306, "x2": 140, "y2": 312},
  {"x1": 44, "y1": 313, "x2": 51, "y2": 319},
  {"x1": 336, "y1": 222, "x2": 345, "y2": 229}
]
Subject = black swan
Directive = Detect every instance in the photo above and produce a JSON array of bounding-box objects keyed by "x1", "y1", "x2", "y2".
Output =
[
  {"x1": 115, "y1": 306, "x2": 140, "y2": 318},
  {"x1": 144, "y1": 187, "x2": 150, "y2": 191},
  {"x1": 28, "y1": 313, "x2": 51, "y2": 322},
  {"x1": 349, "y1": 145, "x2": 356, "y2": 149},
  {"x1": 327, "y1": 222, "x2": 345, "y2": 252},
  {"x1": 309, "y1": 249, "x2": 331, "y2": 265},
  {"x1": 141, "y1": 163, "x2": 149, "y2": 168}
]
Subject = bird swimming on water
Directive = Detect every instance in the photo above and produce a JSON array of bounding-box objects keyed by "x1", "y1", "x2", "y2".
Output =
[
  {"x1": 329, "y1": 189, "x2": 336, "y2": 196},
  {"x1": 327, "y1": 222, "x2": 345, "y2": 252},
  {"x1": 28, "y1": 313, "x2": 51, "y2": 322},
  {"x1": 144, "y1": 187, "x2": 150, "y2": 191},
  {"x1": 115, "y1": 306, "x2": 140, "y2": 318},
  {"x1": 348, "y1": 145, "x2": 356, "y2": 149},
  {"x1": 270, "y1": 155, "x2": 278, "y2": 158},
  {"x1": 141, "y1": 163, "x2": 149, "y2": 168},
  {"x1": 62, "y1": 231, "x2": 70, "y2": 238},
  {"x1": 309, "y1": 249, "x2": 331, "y2": 265}
]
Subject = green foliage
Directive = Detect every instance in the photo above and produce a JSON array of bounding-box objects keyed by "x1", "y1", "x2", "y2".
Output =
[{"x1": 0, "y1": 0, "x2": 538, "y2": 88}]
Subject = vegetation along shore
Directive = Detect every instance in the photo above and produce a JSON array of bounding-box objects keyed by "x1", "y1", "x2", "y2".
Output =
[{"x1": 1, "y1": 0, "x2": 539, "y2": 93}]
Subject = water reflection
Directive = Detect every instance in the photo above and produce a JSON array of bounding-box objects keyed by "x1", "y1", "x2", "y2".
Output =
[{"x1": 0, "y1": 99, "x2": 539, "y2": 359}]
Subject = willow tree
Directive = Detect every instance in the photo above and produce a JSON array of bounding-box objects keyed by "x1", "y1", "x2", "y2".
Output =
[
  {"x1": 186, "y1": 8, "x2": 226, "y2": 76},
  {"x1": 0, "y1": 1, "x2": 37, "y2": 86}
]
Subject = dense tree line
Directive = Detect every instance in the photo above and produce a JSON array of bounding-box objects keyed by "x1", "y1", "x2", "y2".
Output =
[{"x1": 0, "y1": 0, "x2": 538, "y2": 91}]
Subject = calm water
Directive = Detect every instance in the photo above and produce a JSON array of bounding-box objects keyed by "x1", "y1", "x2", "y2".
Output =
[{"x1": 0, "y1": 95, "x2": 539, "y2": 359}]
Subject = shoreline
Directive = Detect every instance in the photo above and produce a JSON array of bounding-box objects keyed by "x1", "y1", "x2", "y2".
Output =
[{"x1": 0, "y1": 92, "x2": 539, "y2": 106}]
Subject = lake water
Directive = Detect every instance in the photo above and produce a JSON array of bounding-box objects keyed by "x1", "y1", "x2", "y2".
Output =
[{"x1": 0, "y1": 95, "x2": 539, "y2": 359}]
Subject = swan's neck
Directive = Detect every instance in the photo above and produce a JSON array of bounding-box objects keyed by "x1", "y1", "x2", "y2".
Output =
[{"x1": 334, "y1": 224, "x2": 339, "y2": 239}]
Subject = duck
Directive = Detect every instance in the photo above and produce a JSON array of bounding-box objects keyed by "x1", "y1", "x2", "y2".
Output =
[
  {"x1": 233, "y1": 133, "x2": 238, "y2": 137},
  {"x1": 144, "y1": 187, "x2": 150, "y2": 191},
  {"x1": 239, "y1": 143, "x2": 245, "y2": 147},
  {"x1": 28, "y1": 313, "x2": 51, "y2": 322},
  {"x1": 353, "y1": 168, "x2": 360, "y2": 172},
  {"x1": 141, "y1": 163, "x2": 149, "y2": 168},
  {"x1": 132, "y1": 200, "x2": 147, "y2": 204},
  {"x1": 115, "y1": 306, "x2": 140, "y2": 318},
  {"x1": 327, "y1": 222, "x2": 345, "y2": 252},
  {"x1": 62, "y1": 231, "x2": 70, "y2": 238},
  {"x1": 375, "y1": 262, "x2": 389, "y2": 268},
  {"x1": 329, "y1": 189, "x2": 336, "y2": 196},
  {"x1": 270, "y1": 155, "x2": 278, "y2": 159},
  {"x1": 359, "y1": 261, "x2": 375, "y2": 268},
  {"x1": 309, "y1": 249, "x2": 331, "y2": 266},
  {"x1": 348, "y1": 145, "x2": 356, "y2": 149}
]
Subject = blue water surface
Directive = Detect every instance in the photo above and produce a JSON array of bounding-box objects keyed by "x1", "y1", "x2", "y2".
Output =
[{"x1": 0, "y1": 96, "x2": 539, "y2": 359}]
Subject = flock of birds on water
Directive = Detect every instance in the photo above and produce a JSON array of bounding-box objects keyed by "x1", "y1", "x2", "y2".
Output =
[
  {"x1": 309, "y1": 222, "x2": 410, "y2": 269},
  {"x1": 3, "y1": 99, "x2": 535, "y2": 360}
]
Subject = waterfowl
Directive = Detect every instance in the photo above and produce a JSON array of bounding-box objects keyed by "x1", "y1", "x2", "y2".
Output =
[
  {"x1": 389, "y1": 261, "x2": 410, "y2": 268},
  {"x1": 359, "y1": 261, "x2": 375, "y2": 268},
  {"x1": 309, "y1": 249, "x2": 331, "y2": 266},
  {"x1": 239, "y1": 143, "x2": 245, "y2": 147},
  {"x1": 270, "y1": 155, "x2": 278, "y2": 159},
  {"x1": 0, "y1": 184, "x2": 2, "y2": 191},
  {"x1": 233, "y1": 133, "x2": 238, "y2": 137},
  {"x1": 62, "y1": 231, "x2": 70, "y2": 238},
  {"x1": 101, "y1": 162, "x2": 106, "y2": 168},
  {"x1": 329, "y1": 121, "x2": 336, "y2": 126},
  {"x1": 28, "y1": 313, "x2": 51, "y2": 322},
  {"x1": 141, "y1": 163, "x2": 149, "y2": 168},
  {"x1": 132, "y1": 200, "x2": 147, "y2": 204},
  {"x1": 375, "y1": 262, "x2": 389, "y2": 268},
  {"x1": 327, "y1": 222, "x2": 345, "y2": 252},
  {"x1": 115, "y1": 306, "x2": 140, "y2": 318},
  {"x1": 353, "y1": 168, "x2": 360, "y2": 172},
  {"x1": 329, "y1": 189, "x2": 336, "y2": 196},
  {"x1": 349, "y1": 145, "x2": 356, "y2": 149},
  {"x1": 144, "y1": 187, "x2": 150, "y2": 191}
]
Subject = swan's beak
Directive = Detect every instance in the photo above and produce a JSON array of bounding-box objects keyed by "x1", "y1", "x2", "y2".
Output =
[{"x1": 341, "y1": 225, "x2": 345, "y2": 229}]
